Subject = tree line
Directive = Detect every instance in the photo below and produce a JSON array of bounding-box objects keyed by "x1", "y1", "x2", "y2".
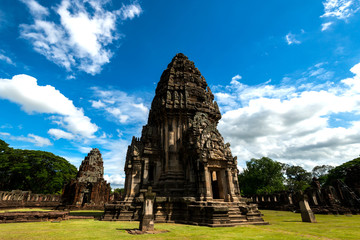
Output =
[
  {"x1": 0, "y1": 139, "x2": 77, "y2": 194},
  {"x1": 238, "y1": 156, "x2": 360, "y2": 196}
]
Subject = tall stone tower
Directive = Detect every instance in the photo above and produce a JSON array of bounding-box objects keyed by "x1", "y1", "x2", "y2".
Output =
[
  {"x1": 62, "y1": 148, "x2": 111, "y2": 209},
  {"x1": 104, "y1": 53, "x2": 266, "y2": 226}
]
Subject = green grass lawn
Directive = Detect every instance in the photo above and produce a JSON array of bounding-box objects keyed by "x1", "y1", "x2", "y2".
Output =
[{"x1": 0, "y1": 210, "x2": 359, "y2": 240}]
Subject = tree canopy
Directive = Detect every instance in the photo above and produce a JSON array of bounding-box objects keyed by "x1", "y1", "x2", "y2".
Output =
[
  {"x1": 325, "y1": 157, "x2": 360, "y2": 186},
  {"x1": 238, "y1": 157, "x2": 285, "y2": 195},
  {"x1": 284, "y1": 165, "x2": 312, "y2": 191},
  {"x1": 0, "y1": 139, "x2": 77, "y2": 194},
  {"x1": 311, "y1": 165, "x2": 334, "y2": 186}
]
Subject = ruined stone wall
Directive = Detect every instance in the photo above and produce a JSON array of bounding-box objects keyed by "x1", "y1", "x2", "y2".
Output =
[
  {"x1": 0, "y1": 211, "x2": 69, "y2": 223},
  {"x1": 0, "y1": 190, "x2": 61, "y2": 209},
  {"x1": 250, "y1": 181, "x2": 360, "y2": 214}
]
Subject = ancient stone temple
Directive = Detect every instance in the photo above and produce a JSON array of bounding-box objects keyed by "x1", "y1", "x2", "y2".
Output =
[
  {"x1": 103, "y1": 53, "x2": 266, "y2": 226},
  {"x1": 62, "y1": 148, "x2": 111, "y2": 209}
]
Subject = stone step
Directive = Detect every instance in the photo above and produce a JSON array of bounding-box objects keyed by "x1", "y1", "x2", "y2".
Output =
[
  {"x1": 234, "y1": 221, "x2": 269, "y2": 226},
  {"x1": 230, "y1": 219, "x2": 248, "y2": 224},
  {"x1": 207, "y1": 223, "x2": 235, "y2": 227},
  {"x1": 229, "y1": 214, "x2": 246, "y2": 218},
  {"x1": 69, "y1": 216, "x2": 94, "y2": 219}
]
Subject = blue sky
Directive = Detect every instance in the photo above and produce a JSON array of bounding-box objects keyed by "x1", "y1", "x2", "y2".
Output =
[{"x1": 1, "y1": 0, "x2": 360, "y2": 188}]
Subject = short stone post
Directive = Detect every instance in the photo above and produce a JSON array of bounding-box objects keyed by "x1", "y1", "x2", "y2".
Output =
[
  {"x1": 299, "y1": 194, "x2": 316, "y2": 223},
  {"x1": 139, "y1": 186, "x2": 156, "y2": 232}
]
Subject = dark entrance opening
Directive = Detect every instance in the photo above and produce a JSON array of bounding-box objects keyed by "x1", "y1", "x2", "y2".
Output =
[
  {"x1": 211, "y1": 171, "x2": 220, "y2": 199},
  {"x1": 82, "y1": 183, "x2": 92, "y2": 206}
]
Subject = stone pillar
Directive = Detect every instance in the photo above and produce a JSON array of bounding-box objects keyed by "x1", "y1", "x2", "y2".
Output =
[
  {"x1": 299, "y1": 195, "x2": 316, "y2": 223},
  {"x1": 164, "y1": 119, "x2": 169, "y2": 172},
  {"x1": 143, "y1": 157, "x2": 149, "y2": 185},
  {"x1": 204, "y1": 166, "x2": 212, "y2": 200},
  {"x1": 139, "y1": 187, "x2": 156, "y2": 232},
  {"x1": 226, "y1": 169, "x2": 235, "y2": 201}
]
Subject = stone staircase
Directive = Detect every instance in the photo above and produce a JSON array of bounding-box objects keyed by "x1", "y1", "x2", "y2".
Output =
[
  {"x1": 103, "y1": 198, "x2": 268, "y2": 226},
  {"x1": 226, "y1": 202, "x2": 268, "y2": 225}
]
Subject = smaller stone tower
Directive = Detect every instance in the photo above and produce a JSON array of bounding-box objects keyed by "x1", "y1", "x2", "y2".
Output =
[{"x1": 62, "y1": 148, "x2": 111, "y2": 209}]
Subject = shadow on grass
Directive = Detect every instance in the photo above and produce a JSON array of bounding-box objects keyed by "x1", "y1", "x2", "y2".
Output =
[{"x1": 69, "y1": 211, "x2": 104, "y2": 218}]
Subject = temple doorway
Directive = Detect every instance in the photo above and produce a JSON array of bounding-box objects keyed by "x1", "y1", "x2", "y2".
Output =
[{"x1": 211, "y1": 170, "x2": 225, "y2": 199}]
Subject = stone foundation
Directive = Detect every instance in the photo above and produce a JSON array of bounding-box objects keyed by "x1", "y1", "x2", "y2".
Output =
[
  {"x1": 0, "y1": 211, "x2": 69, "y2": 223},
  {"x1": 0, "y1": 190, "x2": 61, "y2": 210},
  {"x1": 104, "y1": 197, "x2": 266, "y2": 227}
]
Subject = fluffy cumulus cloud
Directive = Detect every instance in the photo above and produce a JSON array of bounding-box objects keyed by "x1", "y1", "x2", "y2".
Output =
[
  {"x1": 0, "y1": 74, "x2": 98, "y2": 138},
  {"x1": 48, "y1": 128, "x2": 75, "y2": 140},
  {"x1": 20, "y1": 0, "x2": 142, "y2": 75},
  {"x1": 90, "y1": 87, "x2": 149, "y2": 125},
  {"x1": 215, "y1": 62, "x2": 360, "y2": 170},
  {"x1": 104, "y1": 174, "x2": 125, "y2": 189}
]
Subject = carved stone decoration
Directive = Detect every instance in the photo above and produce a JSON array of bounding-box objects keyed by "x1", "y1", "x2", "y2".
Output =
[
  {"x1": 62, "y1": 148, "x2": 111, "y2": 209},
  {"x1": 103, "y1": 53, "x2": 267, "y2": 226}
]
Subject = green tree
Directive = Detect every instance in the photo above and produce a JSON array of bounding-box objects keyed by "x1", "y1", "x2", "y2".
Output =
[
  {"x1": 326, "y1": 157, "x2": 360, "y2": 186},
  {"x1": 112, "y1": 188, "x2": 124, "y2": 195},
  {"x1": 0, "y1": 139, "x2": 77, "y2": 194},
  {"x1": 284, "y1": 165, "x2": 311, "y2": 191},
  {"x1": 311, "y1": 165, "x2": 334, "y2": 186},
  {"x1": 238, "y1": 157, "x2": 285, "y2": 195}
]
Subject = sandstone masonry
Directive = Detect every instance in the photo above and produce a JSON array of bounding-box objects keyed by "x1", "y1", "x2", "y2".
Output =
[
  {"x1": 62, "y1": 148, "x2": 110, "y2": 209},
  {"x1": 103, "y1": 53, "x2": 267, "y2": 227}
]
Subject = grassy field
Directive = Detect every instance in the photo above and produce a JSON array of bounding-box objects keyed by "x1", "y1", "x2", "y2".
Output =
[{"x1": 0, "y1": 209, "x2": 359, "y2": 239}]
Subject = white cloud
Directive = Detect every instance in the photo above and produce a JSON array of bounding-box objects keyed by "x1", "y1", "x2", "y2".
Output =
[
  {"x1": 1, "y1": 132, "x2": 52, "y2": 147},
  {"x1": 215, "y1": 62, "x2": 360, "y2": 171},
  {"x1": 26, "y1": 134, "x2": 52, "y2": 146},
  {"x1": 321, "y1": 0, "x2": 360, "y2": 20},
  {"x1": 0, "y1": 74, "x2": 98, "y2": 138},
  {"x1": 20, "y1": 0, "x2": 49, "y2": 18},
  {"x1": 78, "y1": 146, "x2": 92, "y2": 154},
  {"x1": 119, "y1": 3, "x2": 142, "y2": 20},
  {"x1": 48, "y1": 128, "x2": 75, "y2": 140},
  {"x1": 321, "y1": 21, "x2": 334, "y2": 31},
  {"x1": 104, "y1": 174, "x2": 125, "y2": 189},
  {"x1": 285, "y1": 33, "x2": 301, "y2": 45},
  {"x1": 90, "y1": 87, "x2": 149, "y2": 125},
  {"x1": 0, "y1": 53, "x2": 15, "y2": 66},
  {"x1": 90, "y1": 99, "x2": 106, "y2": 108},
  {"x1": 231, "y1": 74, "x2": 242, "y2": 83},
  {"x1": 20, "y1": 0, "x2": 142, "y2": 75}
]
